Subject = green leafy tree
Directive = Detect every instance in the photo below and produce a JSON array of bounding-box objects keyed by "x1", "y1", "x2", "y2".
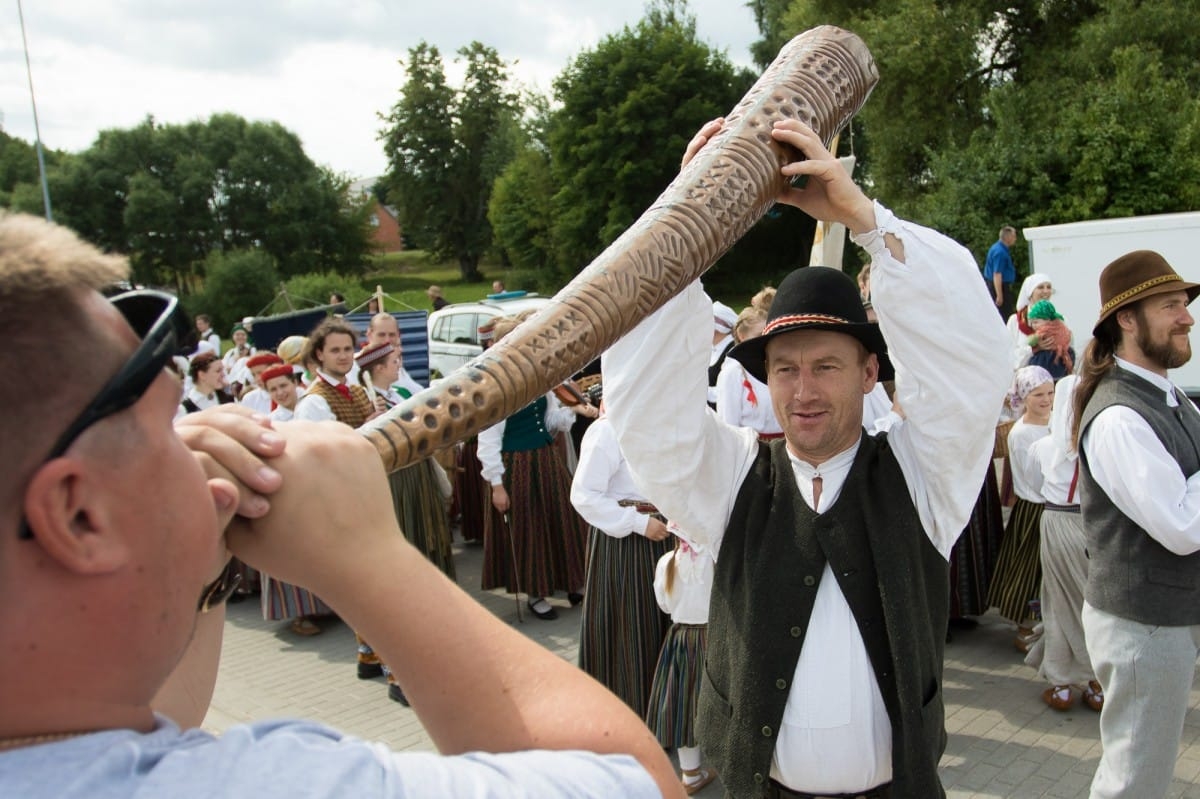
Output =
[
  {"x1": 548, "y1": 0, "x2": 754, "y2": 276},
  {"x1": 35, "y1": 114, "x2": 371, "y2": 292},
  {"x1": 380, "y1": 42, "x2": 520, "y2": 282}
]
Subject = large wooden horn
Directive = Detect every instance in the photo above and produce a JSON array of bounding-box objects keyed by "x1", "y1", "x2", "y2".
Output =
[{"x1": 362, "y1": 25, "x2": 877, "y2": 471}]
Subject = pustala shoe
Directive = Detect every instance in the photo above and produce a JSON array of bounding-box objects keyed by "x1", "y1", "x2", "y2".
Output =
[
  {"x1": 1042, "y1": 685, "x2": 1074, "y2": 711},
  {"x1": 357, "y1": 661, "x2": 385, "y2": 680},
  {"x1": 388, "y1": 683, "x2": 410, "y2": 706},
  {"x1": 1083, "y1": 680, "x2": 1104, "y2": 712},
  {"x1": 527, "y1": 598, "x2": 558, "y2": 620},
  {"x1": 682, "y1": 767, "x2": 718, "y2": 795}
]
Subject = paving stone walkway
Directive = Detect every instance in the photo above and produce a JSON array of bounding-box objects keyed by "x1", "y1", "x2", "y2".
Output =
[{"x1": 206, "y1": 541, "x2": 1200, "y2": 798}]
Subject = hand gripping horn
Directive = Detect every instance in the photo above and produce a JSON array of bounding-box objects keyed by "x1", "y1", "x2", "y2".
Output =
[{"x1": 362, "y1": 25, "x2": 878, "y2": 471}]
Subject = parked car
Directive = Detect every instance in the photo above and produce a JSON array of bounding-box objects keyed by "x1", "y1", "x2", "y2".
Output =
[{"x1": 426, "y1": 291, "x2": 550, "y2": 379}]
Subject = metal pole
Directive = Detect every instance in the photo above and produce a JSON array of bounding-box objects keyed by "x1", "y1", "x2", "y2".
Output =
[{"x1": 17, "y1": 0, "x2": 53, "y2": 222}]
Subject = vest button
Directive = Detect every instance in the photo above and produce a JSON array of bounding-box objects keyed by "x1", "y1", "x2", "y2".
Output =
[
  {"x1": 803, "y1": 575, "x2": 816, "y2": 587},
  {"x1": 790, "y1": 626, "x2": 802, "y2": 638},
  {"x1": 776, "y1": 678, "x2": 787, "y2": 690},
  {"x1": 753, "y1": 773, "x2": 765, "y2": 784},
  {"x1": 761, "y1": 725, "x2": 772, "y2": 737}
]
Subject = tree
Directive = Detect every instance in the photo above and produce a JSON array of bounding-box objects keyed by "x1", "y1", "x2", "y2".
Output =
[
  {"x1": 750, "y1": 0, "x2": 1200, "y2": 264},
  {"x1": 548, "y1": 0, "x2": 754, "y2": 276},
  {"x1": 16, "y1": 114, "x2": 372, "y2": 293},
  {"x1": 380, "y1": 42, "x2": 520, "y2": 282}
]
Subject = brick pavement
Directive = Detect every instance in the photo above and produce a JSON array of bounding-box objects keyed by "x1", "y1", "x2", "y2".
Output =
[{"x1": 206, "y1": 541, "x2": 1200, "y2": 798}]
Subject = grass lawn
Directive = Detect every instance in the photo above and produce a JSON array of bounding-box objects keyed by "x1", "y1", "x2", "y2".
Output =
[{"x1": 364, "y1": 251, "x2": 532, "y2": 311}]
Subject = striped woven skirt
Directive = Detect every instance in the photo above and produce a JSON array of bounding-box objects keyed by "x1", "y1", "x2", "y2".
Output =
[
  {"x1": 987, "y1": 497, "x2": 1045, "y2": 623},
  {"x1": 481, "y1": 442, "x2": 589, "y2": 597},
  {"x1": 949, "y1": 464, "x2": 1004, "y2": 618},
  {"x1": 455, "y1": 437, "x2": 486, "y2": 544},
  {"x1": 389, "y1": 459, "x2": 456, "y2": 581},
  {"x1": 645, "y1": 623, "x2": 707, "y2": 749},
  {"x1": 578, "y1": 528, "x2": 673, "y2": 714},
  {"x1": 260, "y1": 575, "x2": 332, "y2": 620}
]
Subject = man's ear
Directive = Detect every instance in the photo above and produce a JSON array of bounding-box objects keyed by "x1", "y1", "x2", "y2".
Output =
[
  {"x1": 1116, "y1": 307, "x2": 1138, "y2": 334},
  {"x1": 23, "y1": 458, "x2": 129, "y2": 575},
  {"x1": 862, "y1": 351, "x2": 880, "y2": 393}
]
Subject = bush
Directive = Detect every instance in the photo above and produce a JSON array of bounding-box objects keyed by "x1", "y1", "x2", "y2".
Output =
[
  {"x1": 282, "y1": 272, "x2": 372, "y2": 314},
  {"x1": 195, "y1": 248, "x2": 280, "y2": 333}
]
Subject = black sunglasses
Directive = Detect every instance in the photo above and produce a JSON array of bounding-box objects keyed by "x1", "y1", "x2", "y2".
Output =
[{"x1": 18, "y1": 290, "x2": 191, "y2": 540}]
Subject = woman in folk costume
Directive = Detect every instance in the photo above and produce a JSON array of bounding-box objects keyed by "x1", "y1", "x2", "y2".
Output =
[
  {"x1": 570, "y1": 382, "x2": 673, "y2": 714},
  {"x1": 262, "y1": 365, "x2": 303, "y2": 422},
  {"x1": 254, "y1": 363, "x2": 332, "y2": 634},
  {"x1": 1008, "y1": 273, "x2": 1055, "y2": 369},
  {"x1": 1026, "y1": 299, "x2": 1076, "y2": 382},
  {"x1": 356, "y1": 342, "x2": 456, "y2": 582},
  {"x1": 714, "y1": 300, "x2": 784, "y2": 441},
  {"x1": 988, "y1": 366, "x2": 1055, "y2": 651},
  {"x1": 645, "y1": 528, "x2": 717, "y2": 796},
  {"x1": 1025, "y1": 375, "x2": 1103, "y2": 712},
  {"x1": 478, "y1": 315, "x2": 596, "y2": 620},
  {"x1": 181, "y1": 351, "x2": 232, "y2": 413},
  {"x1": 354, "y1": 341, "x2": 454, "y2": 706}
]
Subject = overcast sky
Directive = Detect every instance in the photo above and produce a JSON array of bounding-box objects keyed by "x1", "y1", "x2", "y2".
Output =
[{"x1": 2, "y1": 1, "x2": 760, "y2": 180}]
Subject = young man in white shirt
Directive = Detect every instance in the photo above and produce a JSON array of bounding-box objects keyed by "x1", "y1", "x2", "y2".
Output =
[{"x1": 1072, "y1": 251, "x2": 1200, "y2": 799}]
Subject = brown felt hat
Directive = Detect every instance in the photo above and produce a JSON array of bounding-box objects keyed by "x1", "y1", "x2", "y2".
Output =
[{"x1": 1093, "y1": 250, "x2": 1200, "y2": 335}]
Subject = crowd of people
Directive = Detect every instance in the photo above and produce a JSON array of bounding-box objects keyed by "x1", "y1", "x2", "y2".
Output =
[{"x1": 3, "y1": 113, "x2": 1200, "y2": 799}]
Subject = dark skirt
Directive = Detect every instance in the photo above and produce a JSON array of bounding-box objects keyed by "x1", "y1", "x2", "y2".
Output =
[
  {"x1": 949, "y1": 464, "x2": 1004, "y2": 618},
  {"x1": 645, "y1": 623, "x2": 707, "y2": 749},
  {"x1": 481, "y1": 441, "x2": 589, "y2": 597},
  {"x1": 578, "y1": 528, "x2": 673, "y2": 714},
  {"x1": 455, "y1": 438, "x2": 486, "y2": 544},
  {"x1": 987, "y1": 497, "x2": 1045, "y2": 623},
  {"x1": 389, "y1": 460, "x2": 456, "y2": 581}
]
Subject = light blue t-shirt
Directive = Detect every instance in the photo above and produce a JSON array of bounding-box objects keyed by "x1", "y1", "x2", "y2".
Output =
[{"x1": 0, "y1": 717, "x2": 660, "y2": 798}]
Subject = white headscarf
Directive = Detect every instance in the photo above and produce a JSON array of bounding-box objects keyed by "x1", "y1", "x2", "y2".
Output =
[
  {"x1": 1007, "y1": 365, "x2": 1053, "y2": 414},
  {"x1": 712, "y1": 301, "x2": 737, "y2": 334},
  {"x1": 1016, "y1": 273, "x2": 1053, "y2": 311}
]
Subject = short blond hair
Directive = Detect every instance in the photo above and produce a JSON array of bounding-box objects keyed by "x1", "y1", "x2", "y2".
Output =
[{"x1": 1, "y1": 212, "x2": 134, "y2": 512}]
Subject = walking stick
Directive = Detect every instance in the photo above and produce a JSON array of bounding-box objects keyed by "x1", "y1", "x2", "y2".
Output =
[{"x1": 502, "y1": 511, "x2": 524, "y2": 623}]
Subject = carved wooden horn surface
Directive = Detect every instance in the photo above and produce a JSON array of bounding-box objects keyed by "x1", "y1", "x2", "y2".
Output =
[{"x1": 362, "y1": 25, "x2": 878, "y2": 472}]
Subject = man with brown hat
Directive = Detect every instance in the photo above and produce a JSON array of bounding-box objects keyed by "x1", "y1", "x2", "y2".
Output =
[
  {"x1": 1071, "y1": 250, "x2": 1200, "y2": 799},
  {"x1": 604, "y1": 118, "x2": 1011, "y2": 797}
]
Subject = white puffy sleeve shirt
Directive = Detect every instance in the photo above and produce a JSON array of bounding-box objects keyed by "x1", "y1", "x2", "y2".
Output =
[
  {"x1": 603, "y1": 202, "x2": 1011, "y2": 793},
  {"x1": 570, "y1": 416, "x2": 653, "y2": 538}
]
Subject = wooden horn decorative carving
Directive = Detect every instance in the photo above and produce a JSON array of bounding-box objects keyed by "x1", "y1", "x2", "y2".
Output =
[{"x1": 362, "y1": 25, "x2": 878, "y2": 472}]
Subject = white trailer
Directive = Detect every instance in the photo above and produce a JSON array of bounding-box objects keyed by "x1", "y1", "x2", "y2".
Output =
[{"x1": 1023, "y1": 211, "x2": 1200, "y2": 393}]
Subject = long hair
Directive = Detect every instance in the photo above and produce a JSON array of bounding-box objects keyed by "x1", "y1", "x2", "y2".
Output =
[{"x1": 1071, "y1": 313, "x2": 1122, "y2": 448}]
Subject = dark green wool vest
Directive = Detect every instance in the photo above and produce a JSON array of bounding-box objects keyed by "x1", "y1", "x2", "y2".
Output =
[
  {"x1": 501, "y1": 396, "x2": 555, "y2": 452},
  {"x1": 1079, "y1": 367, "x2": 1200, "y2": 625},
  {"x1": 698, "y1": 435, "x2": 949, "y2": 799}
]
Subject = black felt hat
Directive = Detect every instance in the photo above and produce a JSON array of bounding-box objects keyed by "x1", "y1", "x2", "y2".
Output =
[{"x1": 728, "y1": 266, "x2": 894, "y2": 383}]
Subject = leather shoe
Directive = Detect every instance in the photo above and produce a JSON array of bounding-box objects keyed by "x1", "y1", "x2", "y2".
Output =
[
  {"x1": 568, "y1": 592, "x2": 584, "y2": 607},
  {"x1": 1042, "y1": 685, "x2": 1074, "y2": 711},
  {"x1": 357, "y1": 661, "x2": 385, "y2": 680},
  {"x1": 682, "y1": 767, "x2": 718, "y2": 796},
  {"x1": 388, "y1": 683, "x2": 410, "y2": 706},
  {"x1": 1083, "y1": 680, "x2": 1104, "y2": 712},
  {"x1": 527, "y1": 598, "x2": 558, "y2": 620}
]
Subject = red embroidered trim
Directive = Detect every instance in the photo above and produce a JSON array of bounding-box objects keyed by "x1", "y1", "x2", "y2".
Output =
[{"x1": 763, "y1": 313, "x2": 852, "y2": 335}]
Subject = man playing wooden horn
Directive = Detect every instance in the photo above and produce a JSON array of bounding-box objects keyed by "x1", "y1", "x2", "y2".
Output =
[{"x1": 603, "y1": 118, "x2": 1011, "y2": 798}]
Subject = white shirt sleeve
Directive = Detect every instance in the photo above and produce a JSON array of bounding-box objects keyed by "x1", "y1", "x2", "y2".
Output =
[
  {"x1": 544, "y1": 392, "x2": 577, "y2": 434},
  {"x1": 478, "y1": 420, "x2": 506, "y2": 486},
  {"x1": 570, "y1": 421, "x2": 650, "y2": 538},
  {"x1": 1082, "y1": 404, "x2": 1200, "y2": 555},
  {"x1": 1007, "y1": 314, "x2": 1033, "y2": 370},
  {"x1": 714, "y1": 358, "x2": 746, "y2": 426},
  {"x1": 859, "y1": 202, "x2": 1013, "y2": 558},
  {"x1": 293, "y1": 393, "x2": 335, "y2": 422},
  {"x1": 603, "y1": 281, "x2": 760, "y2": 552}
]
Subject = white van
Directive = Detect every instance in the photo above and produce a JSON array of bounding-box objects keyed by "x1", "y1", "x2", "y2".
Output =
[{"x1": 426, "y1": 291, "x2": 550, "y2": 379}]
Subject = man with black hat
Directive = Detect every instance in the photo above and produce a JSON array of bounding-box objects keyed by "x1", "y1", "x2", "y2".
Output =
[
  {"x1": 1071, "y1": 251, "x2": 1200, "y2": 799},
  {"x1": 603, "y1": 118, "x2": 1011, "y2": 797}
]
